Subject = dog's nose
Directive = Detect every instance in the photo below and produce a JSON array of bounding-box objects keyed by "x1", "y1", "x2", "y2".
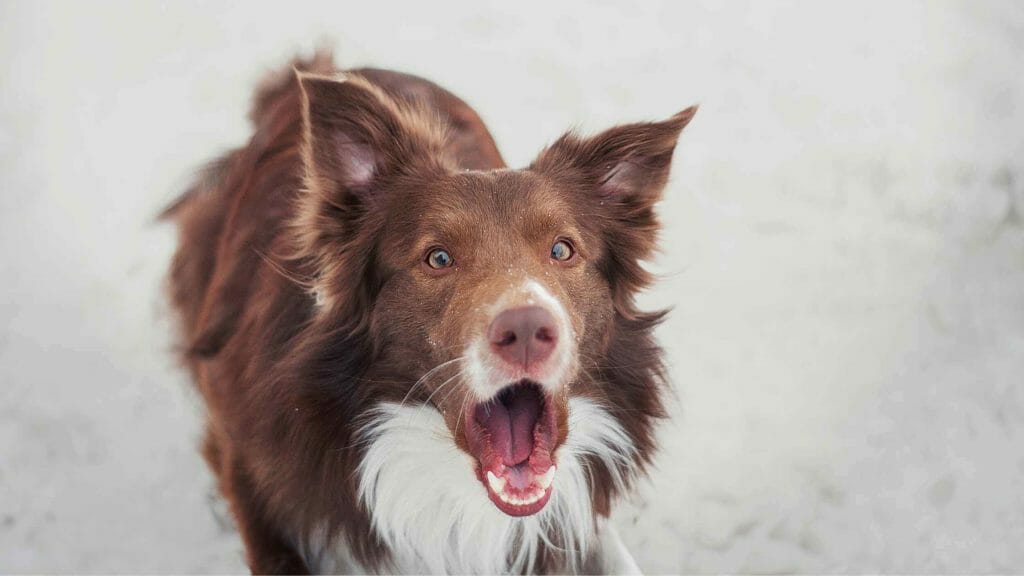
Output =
[{"x1": 488, "y1": 306, "x2": 558, "y2": 370}]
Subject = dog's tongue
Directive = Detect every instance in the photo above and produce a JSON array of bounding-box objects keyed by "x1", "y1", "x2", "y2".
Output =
[{"x1": 474, "y1": 387, "x2": 541, "y2": 465}]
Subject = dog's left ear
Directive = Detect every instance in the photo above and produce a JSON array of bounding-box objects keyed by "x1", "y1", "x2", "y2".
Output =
[
  {"x1": 531, "y1": 106, "x2": 697, "y2": 310},
  {"x1": 531, "y1": 106, "x2": 697, "y2": 208}
]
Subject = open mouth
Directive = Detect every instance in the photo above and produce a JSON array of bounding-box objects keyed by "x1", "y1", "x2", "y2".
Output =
[{"x1": 464, "y1": 380, "x2": 559, "y2": 516}]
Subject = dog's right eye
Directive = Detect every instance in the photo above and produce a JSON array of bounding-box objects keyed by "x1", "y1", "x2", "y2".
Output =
[{"x1": 426, "y1": 248, "x2": 454, "y2": 269}]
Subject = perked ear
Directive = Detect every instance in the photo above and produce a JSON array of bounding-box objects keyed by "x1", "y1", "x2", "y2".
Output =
[
  {"x1": 297, "y1": 70, "x2": 447, "y2": 201},
  {"x1": 531, "y1": 106, "x2": 697, "y2": 205},
  {"x1": 294, "y1": 72, "x2": 449, "y2": 315},
  {"x1": 531, "y1": 107, "x2": 697, "y2": 314}
]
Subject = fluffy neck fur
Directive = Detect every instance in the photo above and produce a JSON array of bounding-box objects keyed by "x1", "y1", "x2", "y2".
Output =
[{"x1": 300, "y1": 397, "x2": 637, "y2": 574}]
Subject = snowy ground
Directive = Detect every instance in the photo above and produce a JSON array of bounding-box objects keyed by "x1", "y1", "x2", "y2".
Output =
[{"x1": 2, "y1": 1, "x2": 1023, "y2": 572}]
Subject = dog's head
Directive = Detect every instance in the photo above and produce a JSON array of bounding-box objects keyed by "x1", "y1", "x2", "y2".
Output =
[{"x1": 295, "y1": 72, "x2": 694, "y2": 520}]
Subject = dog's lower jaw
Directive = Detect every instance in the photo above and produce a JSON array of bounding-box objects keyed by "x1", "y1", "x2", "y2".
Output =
[{"x1": 304, "y1": 397, "x2": 638, "y2": 574}]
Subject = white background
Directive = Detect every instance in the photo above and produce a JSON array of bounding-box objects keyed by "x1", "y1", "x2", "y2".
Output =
[{"x1": 2, "y1": 1, "x2": 1023, "y2": 572}]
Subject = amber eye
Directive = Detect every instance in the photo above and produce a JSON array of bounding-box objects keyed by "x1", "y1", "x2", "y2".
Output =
[
  {"x1": 550, "y1": 240, "x2": 574, "y2": 262},
  {"x1": 426, "y1": 248, "x2": 454, "y2": 269}
]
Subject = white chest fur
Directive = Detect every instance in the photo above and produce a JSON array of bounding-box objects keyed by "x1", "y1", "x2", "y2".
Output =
[{"x1": 300, "y1": 398, "x2": 641, "y2": 574}]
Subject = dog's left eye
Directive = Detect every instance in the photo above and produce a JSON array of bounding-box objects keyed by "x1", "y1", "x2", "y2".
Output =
[
  {"x1": 550, "y1": 240, "x2": 574, "y2": 262},
  {"x1": 426, "y1": 248, "x2": 454, "y2": 269}
]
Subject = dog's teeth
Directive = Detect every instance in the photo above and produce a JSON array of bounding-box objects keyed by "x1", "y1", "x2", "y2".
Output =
[
  {"x1": 491, "y1": 469, "x2": 553, "y2": 507},
  {"x1": 487, "y1": 471, "x2": 507, "y2": 493},
  {"x1": 538, "y1": 466, "x2": 556, "y2": 490}
]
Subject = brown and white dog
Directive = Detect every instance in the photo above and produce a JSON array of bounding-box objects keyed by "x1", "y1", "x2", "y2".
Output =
[{"x1": 164, "y1": 51, "x2": 695, "y2": 574}]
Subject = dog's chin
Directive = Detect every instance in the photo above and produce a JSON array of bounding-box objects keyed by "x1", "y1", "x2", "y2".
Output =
[{"x1": 464, "y1": 380, "x2": 560, "y2": 517}]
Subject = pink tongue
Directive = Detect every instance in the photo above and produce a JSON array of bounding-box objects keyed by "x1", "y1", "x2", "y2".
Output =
[{"x1": 474, "y1": 389, "x2": 541, "y2": 466}]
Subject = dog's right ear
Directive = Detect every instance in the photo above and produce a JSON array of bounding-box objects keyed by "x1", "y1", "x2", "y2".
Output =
[
  {"x1": 294, "y1": 72, "x2": 448, "y2": 314},
  {"x1": 297, "y1": 71, "x2": 446, "y2": 207}
]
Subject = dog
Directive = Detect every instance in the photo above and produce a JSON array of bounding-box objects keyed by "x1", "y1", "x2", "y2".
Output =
[{"x1": 163, "y1": 51, "x2": 695, "y2": 574}]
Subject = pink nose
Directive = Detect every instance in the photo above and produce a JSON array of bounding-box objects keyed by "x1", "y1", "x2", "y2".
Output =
[{"x1": 488, "y1": 306, "x2": 559, "y2": 370}]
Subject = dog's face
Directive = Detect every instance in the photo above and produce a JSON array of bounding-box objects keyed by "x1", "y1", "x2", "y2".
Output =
[
  {"x1": 371, "y1": 171, "x2": 603, "y2": 515},
  {"x1": 297, "y1": 72, "x2": 694, "y2": 517}
]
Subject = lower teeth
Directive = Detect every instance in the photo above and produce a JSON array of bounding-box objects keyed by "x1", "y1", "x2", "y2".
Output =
[{"x1": 499, "y1": 491, "x2": 542, "y2": 506}]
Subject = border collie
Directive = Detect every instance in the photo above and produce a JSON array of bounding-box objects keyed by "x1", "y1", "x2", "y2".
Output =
[{"x1": 164, "y1": 51, "x2": 695, "y2": 574}]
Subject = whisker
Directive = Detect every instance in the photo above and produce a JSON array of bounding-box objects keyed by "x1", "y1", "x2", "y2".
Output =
[
  {"x1": 397, "y1": 356, "x2": 464, "y2": 410},
  {"x1": 454, "y1": 386, "x2": 473, "y2": 437},
  {"x1": 438, "y1": 377, "x2": 465, "y2": 404},
  {"x1": 409, "y1": 373, "x2": 460, "y2": 427}
]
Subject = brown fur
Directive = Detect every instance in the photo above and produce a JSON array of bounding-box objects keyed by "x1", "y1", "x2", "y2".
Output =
[{"x1": 164, "y1": 50, "x2": 694, "y2": 573}]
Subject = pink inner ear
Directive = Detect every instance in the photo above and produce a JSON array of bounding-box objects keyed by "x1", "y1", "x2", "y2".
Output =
[
  {"x1": 598, "y1": 161, "x2": 640, "y2": 197},
  {"x1": 334, "y1": 132, "x2": 376, "y2": 189}
]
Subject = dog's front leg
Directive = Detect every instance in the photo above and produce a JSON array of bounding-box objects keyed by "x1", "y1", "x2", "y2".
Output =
[
  {"x1": 585, "y1": 518, "x2": 642, "y2": 575},
  {"x1": 219, "y1": 456, "x2": 310, "y2": 574}
]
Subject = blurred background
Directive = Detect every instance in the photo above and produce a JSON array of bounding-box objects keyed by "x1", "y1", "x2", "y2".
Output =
[{"x1": 2, "y1": 0, "x2": 1023, "y2": 572}]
